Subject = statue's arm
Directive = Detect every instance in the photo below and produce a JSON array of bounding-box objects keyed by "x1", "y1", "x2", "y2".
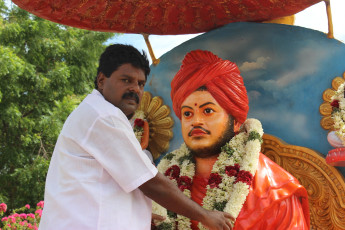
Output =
[{"x1": 247, "y1": 195, "x2": 308, "y2": 230}]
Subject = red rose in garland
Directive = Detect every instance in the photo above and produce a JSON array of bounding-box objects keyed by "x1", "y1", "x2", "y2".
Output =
[
  {"x1": 177, "y1": 176, "x2": 192, "y2": 191},
  {"x1": 331, "y1": 100, "x2": 340, "y2": 108},
  {"x1": 208, "y1": 173, "x2": 222, "y2": 188},
  {"x1": 235, "y1": 170, "x2": 253, "y2": 186},
  {"x1": 164, "y1": 165, "x2": 180, "y2": 179},
  {"x1": 225, "y1": 164, "x2": 240, "y2": 177},
  {"x1": 134, "y1": 118, "x2": 145, "y2": 127}
]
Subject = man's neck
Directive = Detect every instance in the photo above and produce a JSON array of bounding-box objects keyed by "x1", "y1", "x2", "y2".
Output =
[{"x1": 194, "y1": 155, "x2": 219, "y2": 178}]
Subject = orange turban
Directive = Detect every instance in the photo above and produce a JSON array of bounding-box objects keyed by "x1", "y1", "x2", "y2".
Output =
[{"x1": 171, "y1": 50, "x2": 249, "y2": 124}]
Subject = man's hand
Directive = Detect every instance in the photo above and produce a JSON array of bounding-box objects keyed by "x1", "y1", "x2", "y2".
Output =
[
  {"x1": 152, "y1": 213, "x2": 165, "y2": 222},
  {"x1": 151, "y1": 213, "x2": 165, "y2": 229},
  {"x1": 200, "y1": 210, "x2": 234, "y2": 230},
  {"x1": 140, "y1": 173, "x2": 234, "y2": 229}
]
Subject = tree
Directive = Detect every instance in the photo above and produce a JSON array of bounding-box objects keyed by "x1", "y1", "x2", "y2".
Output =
[{"x1": 0, "y1": 1, "x2": 114, "y2": 210}]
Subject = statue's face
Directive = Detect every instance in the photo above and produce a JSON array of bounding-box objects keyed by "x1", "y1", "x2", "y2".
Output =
[{"x1": 181, "y1": 90, "x2": 231, "y2": 156}]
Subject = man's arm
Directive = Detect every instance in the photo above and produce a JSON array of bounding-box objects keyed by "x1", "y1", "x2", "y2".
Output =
[{"x1": 139, "y1": 172, "x2": 234, "y2": 230}]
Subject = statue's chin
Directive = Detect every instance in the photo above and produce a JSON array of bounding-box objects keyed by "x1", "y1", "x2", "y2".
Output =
[
  {"x1": 188, "y1": 145, "x2": 221, "y2": 158},
  {"x1": 327, "y1": 131, "x2": 344, "y2": 148}
]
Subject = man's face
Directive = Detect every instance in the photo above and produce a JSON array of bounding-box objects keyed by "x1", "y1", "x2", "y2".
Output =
[
  {"x1": 181, "y1": 90, "x2": 233, "y2": 157},
  {"x1": 97, "y1": 63, "x2": 146, "y2": 119}
]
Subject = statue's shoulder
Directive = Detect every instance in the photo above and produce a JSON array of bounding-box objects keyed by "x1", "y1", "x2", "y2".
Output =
[{"x1": 254, "y1": 153, "x2": 305, "y2": 195}]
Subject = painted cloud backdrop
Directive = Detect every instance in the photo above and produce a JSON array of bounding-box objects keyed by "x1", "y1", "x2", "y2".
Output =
[{"x1": 146, "y1": 22, "x2": 345, "y2": 175}]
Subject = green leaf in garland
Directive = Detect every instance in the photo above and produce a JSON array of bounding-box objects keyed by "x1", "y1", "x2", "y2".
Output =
[
  {"x1": 248, "y1": 131, "x2": 263, "y2": 143},
  {"x1": 167, "y1": 210, "x2": 177, "y2": 219},
  {"x1": 213, "y1": 200, "x2": 227, "y2": 211},
  {"x1": 221, "y1": 143, "x2": 235, "y2": 157},
  {"x1": 157, "y1": 222, "x2": 173, "y2": 230},
  {"x1": 178, "y1": 153, "x2": 195, "y2": 165},
  {"x1": 164, "y1": 153, "x2": 175, "y2": 161},
  {"x1": 332, "y1": 108, "x2": 341, "y2": 115}
]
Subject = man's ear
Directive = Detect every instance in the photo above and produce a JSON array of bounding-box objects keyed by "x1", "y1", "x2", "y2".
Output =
[{"x1": 97, "y1": 73, "x2": 105, "y2": 90}]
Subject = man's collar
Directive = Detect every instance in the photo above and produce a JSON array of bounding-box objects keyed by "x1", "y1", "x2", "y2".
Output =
[{"x1": 92, "y1": 89, "x2": 103, "y2": 98}]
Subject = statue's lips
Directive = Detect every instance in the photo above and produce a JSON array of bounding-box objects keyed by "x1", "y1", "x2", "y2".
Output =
[{"x1": 190, "y1": 128, "x2": 208, "y2": 136}]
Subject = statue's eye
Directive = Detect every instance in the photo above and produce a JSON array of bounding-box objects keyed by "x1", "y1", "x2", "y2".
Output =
[
  {"x1": 183, "y1": 111, "x2": 192, "y2": 117},
  {"x1": 204, "y1": 108, "x2": 214, "y2": 114}
]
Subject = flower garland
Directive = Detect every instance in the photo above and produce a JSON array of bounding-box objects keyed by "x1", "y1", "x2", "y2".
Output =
[
  {"x1": 132, "y1": 110, "x2": 146, "y2": 142},
  {"x1": 152, "y1": 119, "x2": 263, "y2": 230},
  {"x1": 330, "y1": 82, "x2": 345, "y2": 145}
]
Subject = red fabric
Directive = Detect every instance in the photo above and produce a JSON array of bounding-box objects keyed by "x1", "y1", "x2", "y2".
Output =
[
  {"x1": 170, "y1": 50, "x2": 249, "y2": 124},
  {"x1": 12, "y1": 0, "x2": 322, "y2": 35},
  {"x1": 190, "y1": 153, "x2": 310, "y2": 230}
]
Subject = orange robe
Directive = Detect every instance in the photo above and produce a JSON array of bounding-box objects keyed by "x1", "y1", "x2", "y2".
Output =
[{"x1": 190, "y1": 153, "x2": 310, "y2": 230}]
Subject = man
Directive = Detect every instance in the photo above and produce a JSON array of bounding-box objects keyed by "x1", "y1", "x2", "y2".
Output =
[
  {"x1": 39, "y1": 44, "x2": 234, "y2": 230},
  {"x1": 153, "y1": 50, "x2": 310, "y2": 229}
]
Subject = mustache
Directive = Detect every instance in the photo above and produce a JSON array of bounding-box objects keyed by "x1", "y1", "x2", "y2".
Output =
[
  {"x1": 188, "y1": 126, "x2": 211, "y2": 136},
  {"x1": 122, "y1": 91, "x2": 139, "y2": 104}
]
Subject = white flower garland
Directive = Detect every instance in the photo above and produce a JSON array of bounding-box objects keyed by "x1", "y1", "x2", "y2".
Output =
[
  {"x1": 331, "y1": 83, "x2": 345, "y2": 145},
  {"x1": 152, "y1": 119, "x2": 263, "y2": 229}
]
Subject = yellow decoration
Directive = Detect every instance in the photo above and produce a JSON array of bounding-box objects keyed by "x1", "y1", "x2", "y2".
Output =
[
  {"x1": 320, "y1": 72, "x2": 345, "y2": 130},
  {"x1": 324, "y1": 0, "x2": 334, "y2": 39},
  {"x1": 264, "y1": 15, "x2": 295, "y2": 25},
  {"x1": 136, "y1": 91, "x2": 174, "y2": 160},
  {"x1": 142, "y1": 34, "x2": 160, "y2": 66}
]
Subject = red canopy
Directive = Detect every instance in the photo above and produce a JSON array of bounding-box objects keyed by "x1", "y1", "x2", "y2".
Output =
[{"x1": 12, "y1": 0, "x2": 321, "y2": 35}]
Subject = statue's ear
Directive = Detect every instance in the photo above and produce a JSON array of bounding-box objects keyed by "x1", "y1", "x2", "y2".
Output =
[{"x1": 234, "y1": 120, "x2": 241, "y2": 133}]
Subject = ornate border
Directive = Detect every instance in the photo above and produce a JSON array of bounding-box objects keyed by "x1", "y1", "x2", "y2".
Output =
[
  {"x1": 262, "y1": 134, "x2": 345, "y2": 230},
  {"x1": 320, "y1": 71, "x2": 345, "y2": 130}
]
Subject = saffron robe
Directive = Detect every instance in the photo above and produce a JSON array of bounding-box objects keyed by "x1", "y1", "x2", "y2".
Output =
[{"x1": 190, "y1": 153, "x2": 310, "y2": 230}]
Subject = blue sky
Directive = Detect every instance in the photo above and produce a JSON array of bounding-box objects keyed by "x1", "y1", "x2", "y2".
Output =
[{"x1": 108, "y1": 0, "x2": 345, "y2": 64}]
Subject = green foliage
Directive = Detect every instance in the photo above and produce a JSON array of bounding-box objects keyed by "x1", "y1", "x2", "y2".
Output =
[
  {"x1": 164, "y1": 152, "x2": 175, "y2": 161},
  {"x1": 0, "y1": 1, "x2": 114, "y2": 210},
  {"x1": 221, "y1": 142, "x2": 235, "y2": 157},
  {"x1": 248, "y1": 131, "x2": 263, "y2": 143},
  {"x1": 157, "y1": 222, "x2": 173, "y2": 230},
  {"x1": 178, "y1": 153, "x2": 195, "y2": 165},
  {"x1": 167, "y1": 210, "x2": 177, "y2": 219},
  {"x1": 213, "y1": 200, "x2": 227, "y2": 211}
]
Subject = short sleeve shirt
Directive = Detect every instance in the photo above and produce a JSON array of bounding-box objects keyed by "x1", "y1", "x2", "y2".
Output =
[{"x1": 39, "y1": 90, "x2": 158, "y2": 230}]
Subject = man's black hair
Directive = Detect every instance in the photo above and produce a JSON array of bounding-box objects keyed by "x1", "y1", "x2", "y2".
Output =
[{"x1": 94, "y1": 44, "x2": 150, "y2": 89}]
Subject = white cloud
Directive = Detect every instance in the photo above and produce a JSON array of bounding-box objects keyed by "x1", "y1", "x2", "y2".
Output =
[
  {"x1": 254, "y1": 44, "x2": 331, "y2": 90},
  {"x1": 239, "y1": 57, "x2": 271, "y2": 72},
  {"x1": 247, "y1": 90, "x2": 261, "y2": 101},
  {"x1": 254, "y1": 109, "x2": 310, "y2": 138},
  {"x1": 275, "y1": 46, "x2": 330, "y2": 87}
]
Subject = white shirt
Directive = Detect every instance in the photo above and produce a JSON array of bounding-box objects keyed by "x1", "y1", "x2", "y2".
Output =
[{"x1": 39, "y1": 90, "x2": 158, "y2": 230}]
